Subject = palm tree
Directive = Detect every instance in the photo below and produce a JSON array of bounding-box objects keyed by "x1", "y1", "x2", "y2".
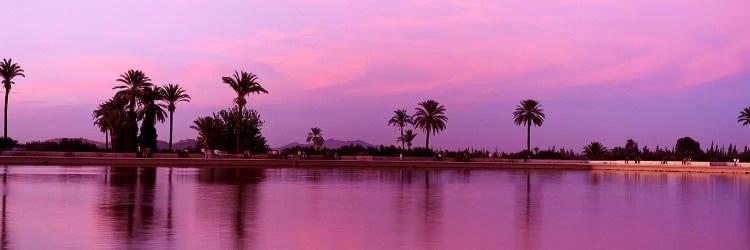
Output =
[
  {"x1": 583, "y1": 141, "x2": 608, "y2": 160},
  {"x1": 137, "y1": 86, "x2": 167, "y2": 150},
  {"x1": 93, "y1": 98, "x2": 127, "y2": 151},
  {"x1": 625, "y1": 139, "x2": 639, "y2": 157},
  {"x1": 113, "y1": 70, "x2": 153, "y2": 151},
  {"x1": 162, "y1": 84, "x2": 191, "y2": 151},
  {"x1": 306, "y1": 127, "x2": 324, "y2": 151},
  {"x1": 388, "y1": 109, "x2": 412, "y2": 150},
  {"x1": 738, "y1": 107, "x2": 750, "y2": 127},
  {"x1": 513, "y1": 99, "x2": 545, "y2": 154},
  {"x1": 223, "y1": 71, "x2": 268, "y2": 153},
  {"x1": 397, "y1": 129, "x2": 418, "y2": 150},
  {"x1": 413, "y1": 100, "x2": 447, "y2": 149},
  {"x1": 190, "y1": 116, "x2": 221, "y2": 149},
  {"x1": 0, "y1": 59, "x2": 25, "y2": 139}
]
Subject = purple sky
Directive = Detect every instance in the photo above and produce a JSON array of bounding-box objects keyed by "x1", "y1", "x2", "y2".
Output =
[{"x1": 2, "y1": 0, "x2": 750, "y2": 152}]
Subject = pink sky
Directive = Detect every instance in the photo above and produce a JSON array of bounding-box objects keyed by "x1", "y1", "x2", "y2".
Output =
[{"x1": 2, "y1": 0, "x2": 750, "y2": 151}]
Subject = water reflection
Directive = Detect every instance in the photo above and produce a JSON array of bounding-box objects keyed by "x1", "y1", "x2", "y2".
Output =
[
  {"x1": 0, "y1": 166, "x2": 747, "y2": 249},
  {"x1": 197, "y1": 168, "x2": 263, "y2": 250},
  {"x1": 515, "y1": 171, "x2": 539, "y2": 250},
  {"x1": 2, "y1": 165, "x2": 8, "y2": 249},
  {"x1": 422, "y1": 170, "x2": 442, "y2": 249},
  {"x1": 98, "y1": 167, "x2": 157, "y2": 247}
]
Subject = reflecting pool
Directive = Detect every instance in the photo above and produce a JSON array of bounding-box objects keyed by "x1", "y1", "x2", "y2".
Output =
[{"x1": 0, "y1": 165, "x2": 748, "y2": 249}]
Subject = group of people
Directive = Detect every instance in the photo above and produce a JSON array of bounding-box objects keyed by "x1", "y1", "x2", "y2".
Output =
[
  {"x1": 624, "y1": 156, "x2": 642, "y2": 164},
  {"x1": 200, "y1": 148, "x2": 222, "y2": 159}
]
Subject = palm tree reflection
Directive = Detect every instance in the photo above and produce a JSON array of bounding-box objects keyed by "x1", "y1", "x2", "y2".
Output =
[
  {"x1": 2, "y1": 165, "x2": 8, "y2": 249},
  {"x1": 515, "y1": 171, "x2": 539, "y2": 250},
  {"x1": 198, "y1": 168, "x2": 264, "y2": 249}
]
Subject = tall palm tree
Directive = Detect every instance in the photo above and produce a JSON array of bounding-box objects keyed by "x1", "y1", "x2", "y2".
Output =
[
  {"x1": 583, "y1": 141, "x2": 608, "y2": 160},
  {"x1": 113, "y1": 70, "x2": 153, "y2": 151},
  {"x1": 513, "y1": 99, "x2": 545, "y2": 154},
  {"x1": 306, "y1": 127, "x2": 324, "y2": 151},
  {"x1": 738, "y1": 107, "x2": 750, "y2": 127},
  {"x1": 413, "y1": 100, "x2": 447, "y2": 149},
  {"x1": 223, "y1": 71, "x2": 268, "y2": 153},
  {"x1": 397, "y1": 129, "x2": 418, "y2": 150},
  {"x1": 388, "y1": 109, "x2": 412, "y2": 150},
  {"x1": 137, "y1": 86, "x2": 167, "y2": 150},
  {"x1": 0, "y1": 59, "x2": 25, "y2": 139},
  {"x1": 162, "y1": 84, "x2": 191, "y2": 151}
]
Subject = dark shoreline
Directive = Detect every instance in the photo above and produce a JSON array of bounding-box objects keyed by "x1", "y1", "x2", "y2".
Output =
[{"x1": 1, "y1": 156, "x2": 749, "y2": 174}]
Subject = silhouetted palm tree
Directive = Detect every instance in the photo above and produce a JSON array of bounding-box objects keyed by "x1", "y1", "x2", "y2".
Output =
[
  {"x1": 162, "y1": 84, "x2": 191, "y2": 151},
  {"x1": 388, "y1": 109, "x2": 412, "y2": 150},
  {"x1": 306, "y1": 127, "x2": 324, "y2": 151},
  {"x1": 397, "y1": 129, "x2": 418, "y2": 150},
  {"x1": 223, "y1": 71, "x2": 268, "y2": 153},
  {"x1": 583, "y1": 141, "x2": 608, "y2": 160},
  {"x1": 113, "y1": 70, "x2": 153, "y2": 151},
  {"x1": 738, "y1": 107, "x2": 750, "y2": 127},
  {"x1": 0, "y1": 59, "x2": 25, "y2": 139},
  {"x1": 93, "y1": 98, "x2": 127, "y2": 151},
  {"x1": 625, "y1": 139, "x2": 639, "y2": 156},
  {"x1": 413, "y1": 100, "x2": 447, "y2": 149},
  {"x1": 513, "y1": 99, "x2": 545, "y2": 154},
  {"x1": 190, "y1": 116, "x2": 221, "y2": 149},
  {"x1": 137, "y1": 86, "x2": 167, "y2": 150},
  {"x1": 137, "y1": 87, "x2": 167, "y2": 121}
]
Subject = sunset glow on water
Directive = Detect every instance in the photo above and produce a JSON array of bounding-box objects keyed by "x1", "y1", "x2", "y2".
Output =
[{"x1": 0, "y1": 166, "x2": 747, "y2": 249}]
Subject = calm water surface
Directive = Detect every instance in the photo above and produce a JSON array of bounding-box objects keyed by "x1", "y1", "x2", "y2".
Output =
[{"x1": 0, "y1": 165, "x2": 748, "y2": 249}]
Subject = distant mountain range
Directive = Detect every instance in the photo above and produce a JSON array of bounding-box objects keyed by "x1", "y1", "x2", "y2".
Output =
[
  {"x1": 274, "y1": 138, "x2": 375, "y2": 150},
  {"x1": 43, "y1": 138, "x2": 198, "y2": 150}
]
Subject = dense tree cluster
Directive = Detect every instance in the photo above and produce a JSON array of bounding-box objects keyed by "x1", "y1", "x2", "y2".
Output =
[{"x1": 191, "y1": 108, "x2": 268, "y2": 153}]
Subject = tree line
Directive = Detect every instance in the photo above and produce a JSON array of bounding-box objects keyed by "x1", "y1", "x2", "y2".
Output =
[{"x1": 3, "y1": 57, "x2": 750, "y2": 160}]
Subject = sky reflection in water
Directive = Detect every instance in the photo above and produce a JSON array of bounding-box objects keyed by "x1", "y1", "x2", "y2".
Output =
[{"x1": 0, "y1": 165, "x2": 748, "y2": 249}]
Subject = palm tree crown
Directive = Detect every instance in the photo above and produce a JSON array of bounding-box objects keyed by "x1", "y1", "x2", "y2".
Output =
[
  {"x1": 397, "y1": 129, "x2": 418, "y2": 150},
  {"x1": 223, "y1": 71, "x2": 268, "y2": 109},
  {"x1": 513, "y1": 99, "x2": 545, "y2": 153},
  {"x1": 738, "y1": 107, "x2": 750, "y2": 126},
  {"x1": 413, "y1": 100, "x2": 447, "y2": 149},
  {"x1": 162, "y1": 83, "x2": 191, "y2": 150},
  {"x1": 163, "y1": 84, "x2": 191, "y2": 112},
  {"x1": 0, "y1": 58, "x2": 25, "y2": 139},
  {"x1": 113, "y1": 70, "x2": 153, "y2": 112},
  {"x1": 0, "y1": 58, "x2": 25, "y2": 92},
  {"x1": 388, "y1": 109, "x2": 412, "y2": 149},
  {"x1": 584, "y1": 141, "x2": 608, "y2": 160},
  {"x1": 223, "y1": 70, "x2": 268, "y2": 153},
  {"x1": 306, "y1": 127, "x2": 325, "y2": 150},
  {"x1": 136, "y1": 86, "x2": 167, "y2": 123},
  {"x1": 190, "y1": 116, "x2": 221, "y2": 149}
]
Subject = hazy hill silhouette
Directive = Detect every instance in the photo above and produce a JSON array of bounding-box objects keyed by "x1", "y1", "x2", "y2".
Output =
[
  {"x1": 44, "y1": 138, "x2": 197, "y2": 150},
  {"x1": 274, "y1": 138, "x2": 374, "y2": 150}
]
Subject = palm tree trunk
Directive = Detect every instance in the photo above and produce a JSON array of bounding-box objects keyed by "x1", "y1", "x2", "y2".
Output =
[
  {"x1": 3, "y1": 88, "x2": 8, "y2": 139},
  {"x1": 236, "y1": 105, "x2": 242, "y2": 154},
  {"x1": 425, "y1": 128, "x2": 430, "y2": 149},
  {"x1": 105, "y1": 131, "x2": 109, "y2": 151},
  {"x1": 526, "y1": 123, "x2": 531, "y2": 153},
  {"x1": 129, "y1": 97, "x2": 137, "y2": 152},
  {"x1": 399, "y1": 125, "x2": 405, "y2": 150},
  {"x1": 169, "y1": 111, "x2": 174, "y2": 151}
]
